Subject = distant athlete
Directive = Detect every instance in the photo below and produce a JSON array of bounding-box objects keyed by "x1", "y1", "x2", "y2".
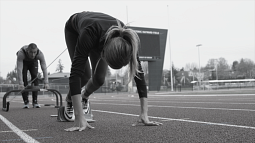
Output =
[
  {"x1": 64, "y1": 11, "x2": 162, "y2": 132},
  {"x1": 16, "y1": 43, "x2": 49, "y2": 108}
]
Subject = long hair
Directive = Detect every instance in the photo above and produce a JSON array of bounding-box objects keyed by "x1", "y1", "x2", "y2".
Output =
[{"x1": 102, "y1": 20, "x2": 141, "y2": 83}]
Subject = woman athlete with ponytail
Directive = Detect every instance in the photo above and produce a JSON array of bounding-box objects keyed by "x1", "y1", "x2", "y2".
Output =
[{"x1": 64, "y1": 11, "x2": 162, "y2": 132}]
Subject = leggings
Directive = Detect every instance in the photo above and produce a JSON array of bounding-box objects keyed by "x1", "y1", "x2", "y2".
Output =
[
  {"x1": 64, "y1": 14, "x2": 108, "y2": 100},
  {"x1": 22, "y1": 60, "x2": 39, "y2": 103}
]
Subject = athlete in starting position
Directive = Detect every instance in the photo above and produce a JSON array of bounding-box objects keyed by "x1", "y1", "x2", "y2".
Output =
[{"x1": 64, "y1": 11, "x2": 162, "y2": 131}]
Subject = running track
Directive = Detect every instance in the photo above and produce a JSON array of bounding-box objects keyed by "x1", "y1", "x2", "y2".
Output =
[{"x1": 0, "y1": 91, "x2": 255, "y2": 142}]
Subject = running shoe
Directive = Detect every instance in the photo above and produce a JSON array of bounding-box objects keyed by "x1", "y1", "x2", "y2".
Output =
[
  {"x1": 32, "y1": 102, "x2": 41, "y2": 108},
  {"x1": 81, "y1": 86, "x2": 90, "y2": 114},
  {"x1": 64, "y1": 101, "x2": 75, "y2": 121},
  {"x1": 82, "y1": 98, "x2": 90, "y2": 115},
  {"x1": 23, "y1": 100, "x2": 29, "y2": 109},
  {"x1": 82, "y1": 98, "x2": 95, "y2": 122},
  {"x1": 23, "y1": 103, "x2": 29, "y2": 109},
  {"x1": 81, "y1": 86, "x2": 86, "y2": 98}
]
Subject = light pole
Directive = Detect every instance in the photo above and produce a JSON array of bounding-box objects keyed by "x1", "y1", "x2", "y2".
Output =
[
  {"x1": 167, "y1": 5, "x2": 174, "y2": 91},
  {"x1": 214, "y1": 59, "x2": 218, "y2": 80},
  {"x1": 196, "y1": 44, "x2": 202, "y2": 87}
]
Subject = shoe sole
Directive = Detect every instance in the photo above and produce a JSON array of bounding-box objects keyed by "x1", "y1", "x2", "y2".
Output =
[
  {"x1": 23, "y1": 105, "x2": 29, "y2": 109},
  {"x1": 33, "y1": 106, "x2": 41, "y2": 108},
  {"x1": 57, "y1": 104, "x2": 95, "y2": 123},
  {"x1": 64, "y1": 106, "x2": 75, "y2": 122}
]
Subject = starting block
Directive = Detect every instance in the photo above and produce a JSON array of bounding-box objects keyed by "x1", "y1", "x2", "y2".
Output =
[
  {"x1": 56, "y1": 101, "x2": 95, "y2": 123},
  {"x1": 2, "y1": 87, "x2": 63, "y2": 112}
]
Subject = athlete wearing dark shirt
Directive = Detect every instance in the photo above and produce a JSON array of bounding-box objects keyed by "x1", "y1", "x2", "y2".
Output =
[
  {"x1": 16, "y1": 43, "x2": 49, "y2": 108},
  {"x1": 64, "y1": 11, "x2": 162, "y2": 132},
  {"x1": 66, "y1": 12, "x2": 147, "y2": 97}
]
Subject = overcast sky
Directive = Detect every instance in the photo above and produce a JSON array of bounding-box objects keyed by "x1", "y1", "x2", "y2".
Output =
[{"x1": 0, "y1": 0, "x2": 254, "y2": 78}]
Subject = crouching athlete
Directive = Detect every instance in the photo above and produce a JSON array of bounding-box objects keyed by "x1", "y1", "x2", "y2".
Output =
[{"x1": 64, "y1": 11, "x2": 162, "y2": 131}]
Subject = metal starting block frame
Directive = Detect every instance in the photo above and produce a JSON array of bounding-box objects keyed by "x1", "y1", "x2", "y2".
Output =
[
  {"x1": 2, "y1": 87, "x2": 63, "y2": 112},
  {"x1": 2, "y1": 86, "x2": 95, "y2": 122}
]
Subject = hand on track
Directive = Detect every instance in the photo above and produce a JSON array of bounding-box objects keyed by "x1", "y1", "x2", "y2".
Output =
[
  {"x1": 65, "y1": 116, "x2": 94, "y2": 132},
  {"x1": 132, "y1": 114, "x2": 163, "y2": 126}
]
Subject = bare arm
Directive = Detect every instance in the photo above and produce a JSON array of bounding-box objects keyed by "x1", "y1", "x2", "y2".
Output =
[
  {"x1": 133, "y1": 58, "x2": 162, "y2": 126},
  {"x1": 38, "y1": 52, "x2": 48, "y2": 84},
  {"x1": 132, "y1": 97, "x2": 162, "y2": 126},
  {"x1": 16, "y1": 52, "x2": 25, "y2": 85}
]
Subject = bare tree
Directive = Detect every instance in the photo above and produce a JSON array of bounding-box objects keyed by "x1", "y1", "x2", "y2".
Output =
[
  {"x1": 205, "y1": 59, "x2": 217, "y2": 69},
  {"x1": 6, "y1": 66, "x2": 18, "y2": 84},
  {"x1": 205, "y1": 57, "x2": 230, "y2": 80},
  {"x1": 185, "y1": 63, "x2": 198, "y2": 71},
  {"x1": 236, "y1": 58, "x2": 255, "y2": 78},
  {"x1": 216, "y1": 57, "x2": 230, "y2": 79},
  {"x1": 56, "y1": 59, "x2": 64, "y2": 73}
]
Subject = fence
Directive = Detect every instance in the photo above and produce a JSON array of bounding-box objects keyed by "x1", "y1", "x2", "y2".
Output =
[
  {"x1": 0, "y1": 84, "x2": 127, "y2": 95},
  {"x1": 1, "y1": 81, "x2": 254, "y2": 95},
  {"x1": 0, "y1": 84, "x2": 68, "y2": 96}
]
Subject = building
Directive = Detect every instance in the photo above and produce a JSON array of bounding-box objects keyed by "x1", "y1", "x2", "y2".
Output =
[{"x1": 48, "y1": 72, "x2": 69, "y2": 84}]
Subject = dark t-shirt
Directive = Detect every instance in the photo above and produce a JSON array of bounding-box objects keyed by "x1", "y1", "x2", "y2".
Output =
[
  {"x1": 68, "y1": 12, "x2": 147, "y2": 98},
  {"x1": 72, "y1": 11, "x2": 124, "y2": 55},
  {"x1": 17, "y1": 45, "x2": 40, "y2": 62}
]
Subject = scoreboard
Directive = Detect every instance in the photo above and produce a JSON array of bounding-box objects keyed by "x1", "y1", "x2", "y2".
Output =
[{"x1": 127, "y1": 26, "x2": 167, "y2": 91}]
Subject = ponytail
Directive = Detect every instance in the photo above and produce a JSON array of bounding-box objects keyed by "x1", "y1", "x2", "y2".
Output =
[{"x1": 103, "y1": 19, "x2": 141, "y2": 83}]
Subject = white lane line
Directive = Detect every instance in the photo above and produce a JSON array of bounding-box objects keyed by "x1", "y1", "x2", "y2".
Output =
[
  {"x1": 92, "y1": 99, "x2": 255, "y2": 105},
  {"x1": 161, "y1": 118, "x2": 190, "y2": 121},
  {"x1": 0, "y1": 129, "x2": 38, "y2": 133},
  {"x1": 0, "y1": 114, "x2": 40, "y2": 143},
  {"x1": 92, "y1": 102, "x2": 255, "y2": 112},
  {"x1": 150, "y1": 101, "x2": 255, "y2": 105},
  {"x1": 148, "y1": 105, "x2": 255, "y2": 112},
  {"x1": 152, "y1": 93, "x2": 255, "y2": 96},
  {"x1": 92, "y1": 109, "x2": 255, "y2": 130}
]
